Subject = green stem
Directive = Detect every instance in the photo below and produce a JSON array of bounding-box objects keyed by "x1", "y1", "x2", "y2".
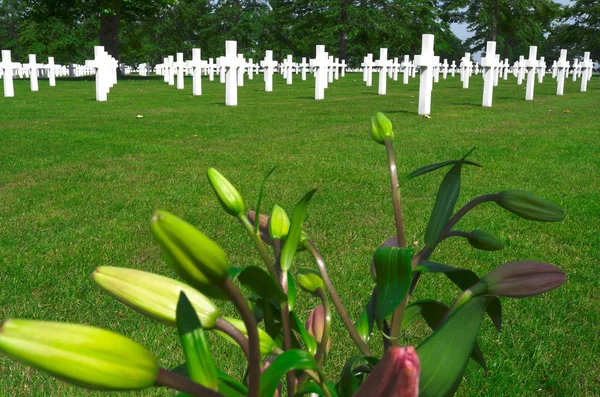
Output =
[
  {"x1": 156, "y1": 368, "x2": 225, "y2": 397},
  {"x1": 439, "y1": 194, "x2": 502, "y2": 242},
  {"x1": 314, "y1": 288, "x2": 331, "y2": 366},
  {"x1": 239, "y1": 215, "x2": 279, "y2": 280},
  {"x1": 306, "y1": 241, "x2": 372, "y2": 356},
  {"x1": 222, "y1": 279, "x2": 260, "y2": 397},
  {"x1": 384, "y1": 138, "x2": 406, "y2": 248},
  {"x1": 440, "y1": 289, "x2": 474, "y2": 325},
  {"x1": 388, "y1": 294, "x2": 409, "y2": 346},
  {"x1": 276, "y1": 238, "x2": 296, "y2": 397},
  {"x1": 215, "y1": 317, "x2": 249, "y2": 358}
]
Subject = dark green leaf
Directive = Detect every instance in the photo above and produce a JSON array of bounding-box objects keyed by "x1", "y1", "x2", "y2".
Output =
[
  {"x1": 217, "y1": 369, "x2": 248, "y2": 397},
  {"x1": 416, "y1": 261, "x2": 502, "y2": 332},
  {"x1": 337, "y1": 355, "x2": 379, "y2": 397},
  {"x1": 400, "y1": 302, "x2": 422, "y2": 330},
  {"x1": 287, "y1": 271, "x2": 297, "y2": 311},
  {"x1": 417, "y1": 296, "x2": 493, "y2": 397},
  {"x1": 407, "y1": 300, "x2": 487, "y2": 371},
  {"x1": 408, "y1": 159, "x2": 481, "y2": 179},
  {"x1": 254, "y1": 166, "x2": 278, "y2": 232},
  {"x1": 259, "y1": 349, "x2": 321, "y2": 397},
  {"x1": 176, "y1": 292, "x2": 218, "y2": 391},
  {"x1": 424, "y1": 162, "x2": 463, "y2": 248},
  {"x1": 238, "y1": 266, "x2": 286, "y2": 303},
  {"x1": 373, "y1": 247, "x2": 413, "y2": 326},
  {"x1": 280, "y1": 189, "x2": 317, "y2": 272},
  {"x1": 354, "y1": 289, "x2": 376, "y2": 343},
  {"x1": 229, "y1": 267, "x2": 244, "y2": 280}
]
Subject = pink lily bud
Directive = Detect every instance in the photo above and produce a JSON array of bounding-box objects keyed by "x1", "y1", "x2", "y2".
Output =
[
  {"x1": 305, "y1": 306, "x2": 331, "y2": 353},
  {"x1": 354, "y1": 346, "x2": 420, "y2": 397}
]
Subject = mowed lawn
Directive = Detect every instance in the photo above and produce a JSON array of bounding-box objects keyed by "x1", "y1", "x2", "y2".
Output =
[{"x1": 1, "y1": 72, "x2": 599, "y2": 396}]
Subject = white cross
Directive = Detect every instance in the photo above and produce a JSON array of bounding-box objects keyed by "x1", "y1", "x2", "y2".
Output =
[
  {"x1": 480, "y1": 41, "x2": 500, "y2": 107},
  {"x1": 47, "y1": 57, "x2": 57, "y2": 87},
  {"x1": 460, "y1": 52, "x2": 472, "y2": 89},
  {"x1": 537, "y1": 57, "x2": 546, "y2": 83},
  {"x1": 310, "y1": 45, "x2": 329, "y2": 100},
  {"x1": 167, "y1": 55, "x2": 175, "y2": 85},
  {"x1": 401, "y1": 55, "x2": 411, "y2": 84},
  {"x1": 247, "y1": 58, "x2": 254, "y2": 80},
  {"x1": 237, "y1": 54, "x2": 246, "y2": 87},
  {"x1": 208, "y1": 58, "x2": 215, "y2": 81},
  {"x1": 524, "y1": 46, "x2": 538, "y2": 100},
  {"x1": 414, "y1": 34, "x2": 438, "y2": 115},
  {"x1": 84, "y1": 46, "x2": 111, "y2": 101},
  {"x1": 450, "y1": 60, "x2": 456, "y2": 77},
  {"x1": 0, "y1": 50, "x2": 21, "y2": 97},
  {"x1": 556, "y1": 49, "x2": 569, "y2": 96},
  {"x1": 390, "y1": 57, "x2": 399, "y2": 81},
  {"x1": 340, "y1": 59, "x2": 347, "y2": 77},
  {"x1": 503, "y1": 58, "x2": 509, "y2": 80},
  {"x1": 580, "y1": 51, "x2": 593, "y2": 92},
  {"x1": 551, "y1": 60, "x2": 558, "y2": 79},
  {"x1": 327, "y1": 55, "x2": 334, "y2": 84},
  {"x1": 362, "y1": 54, "x2": 374, "y2": 86},
  {"x1": 23, "y1": 54, "x2": 43, "y2": 92},
  {"x1": 282, "y1": 55, "x2": 295, "y2": 85},
  {"x1": 187, "y1": 48, "x2": 207, "y2": 96},
  {"x1": 174, "y1": 53, "x2": 187, "y2": 90},
  {"x1": 376, "y1": 48, "x2": 392, "y2": 95},
  {"x1": 441, "y1": 59, "x2": 449, "y2": 80},
  {"x1": 299, "y1": 57, "x2": 309, "y2": 80},
  {"x1": 572, "y1": 59, "x2": 580, "y2": 82},
  {"x1": 216, "y1": 41, "x2": 244, "y2": 106},
  {"x1": 261, "y1": 50, "x2": 278, "y2": 92},
  {"x1": 517, "y1": 55, "x2": 526, "y2": 84}
]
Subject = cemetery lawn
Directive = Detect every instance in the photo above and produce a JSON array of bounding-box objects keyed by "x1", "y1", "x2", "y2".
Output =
[{"x1": 1, "y1": 74, "x2": 599, "y2": 397}]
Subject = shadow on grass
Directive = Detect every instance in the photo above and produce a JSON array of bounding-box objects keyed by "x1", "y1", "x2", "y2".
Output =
[{"x1": 381, "y1": 109, "x2": 413, "y2": 114}]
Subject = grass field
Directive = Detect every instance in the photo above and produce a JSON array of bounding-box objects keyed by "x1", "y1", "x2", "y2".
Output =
[{"x1": 1, "y1": 72, "x2": 599, "y2": 396}]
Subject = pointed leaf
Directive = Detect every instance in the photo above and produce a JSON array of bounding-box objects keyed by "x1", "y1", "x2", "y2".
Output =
[
  {"x1": 290, "y1": 312, "x2": 318, "y2": 356},
  {"x1": 280, "y1": 190, "x2": 317, "y2": 272},
  {"x1": 287, "y1": 271, "x2": 297, "y2": 311},
  {"x1": 217, "y1": 368, "x2": 248, "y2": 397},
  {"x1": 416, "y1": 261, "x2": 502, "y2": 332},
  {"x1": 408, "y1": 159, "x2": 481, "y2": 179},
  {"x1": 176, "y1": 292, "x2": 218, "y2": 391},
  {"x1": 424, "y1": 162, "x2": 463, "y2": 248},
  {"x1": 354, "y1": 289, "x2": 376, "y2": 343},
  {"x1": 238, "y1": 266, "x2": 286, "y2": 303},
  {"x1": 337, "y1": 355, "x2": 379, "y2": 397},
  {"x1": 254, "y1": 166, "x2": 278, "y2": 232},
  {"x1": 417, "y1": 296, "x2": 493, "y2": 397},
  {"x1": 373, "y1": 247, "x2": 413, "y2": 326},
  {"x1": 259, "y1": 349, "x2": 321, "y2": 397}
]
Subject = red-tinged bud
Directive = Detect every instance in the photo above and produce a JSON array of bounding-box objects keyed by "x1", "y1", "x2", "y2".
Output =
[
  {"x1": 305, "y1": 306, "x2": 331, "y2": 353},
  {"x1": 354, "y1": 346, "x2": 420, "y2": 397}
]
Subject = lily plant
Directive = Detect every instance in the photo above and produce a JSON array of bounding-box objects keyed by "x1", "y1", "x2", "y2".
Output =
[{"x1": 0, "y1": 113, "x2": 567, "y2": 397}]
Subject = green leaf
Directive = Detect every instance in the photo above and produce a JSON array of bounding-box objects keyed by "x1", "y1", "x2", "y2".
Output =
[
  {"x1": 175, "y1": 292, "x2": 218, "y2": 391},
  {"x1": 424, "y1": 162, "x2": 463, "y2": 248},
  {"x1": 354, "y1": 289, "x2": 376, "y2": 343},
  {"x1": 280, "y1": 189, "x2": 317, "y2": 272},
  {"x1": 373, "y1": 247, "x2": 413, "y2": 326},
  {"x1": 254, "y1": 166, "x2": 278, "y2": 232},
  {"x1": 229, "y1": 267, "x2": 244, "y2": 280},
  {"x1": 290, "y1": 312, "x2": 317, "y2": 356},
  {"x1": 417, "y1": 296, "x2": 493, "y2": 397},
  {"x1": 217, "y1": 369, "x2": 248, "y2": 397},
  {"x1": 238, "y1": 266, "x2": 286, "y2": 303},
  {"x1": 407, "y1": 300, "x2": 487, "y2": 371},
  {"x1": 400, "y1": 303, "x2": 422, "y2": 330},
  {"x1": 408, "y1": 159, "x2": 481, "y2": 179},
  {"x1": 416, "y1": 261, "x2": 502, "y2": 332},
  {"x1": 259, "y1": 349, "x2": 321, "y2": 397},
  {"x1": 337, "y1": 355, "x2": 379, "y2": 397},
  {"x1": 287, "y1": 271, "x2": 297, "y2": 311}
]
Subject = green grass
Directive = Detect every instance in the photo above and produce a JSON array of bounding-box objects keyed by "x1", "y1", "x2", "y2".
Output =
[{"x1": 1, "y1": 72, "x2": 599, "y2": 396}]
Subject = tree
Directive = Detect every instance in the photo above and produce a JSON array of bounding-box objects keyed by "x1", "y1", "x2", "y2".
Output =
[{"x1": 554, "y1": 0, "x2": 600, "y2": 59}]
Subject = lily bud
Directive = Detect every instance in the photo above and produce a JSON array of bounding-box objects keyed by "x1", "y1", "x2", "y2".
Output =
[
  {"x1": 248, "y1": 210, "x2": 308, "y2": 252},
  {"x1": 0, "y1": 319, "x2": 158, "y2": 390},
  {"x1": 467, "y1": 229, "x2": 504, "y2": 251},
  {"x1": 354, "y1": 346, "x2": 420, "y2": 397},
  {"x1": 92, "y1": 266, "x2": 220, "y2": 329},
  {"x1": 497, "y1": 190, "x2": 564, "y2": 222},
  {"x1": 371, "y1": 112, "x2": 394, "y2": 144},
  {"x1": 306, "y1": 306, "x2": 331, "y2": 353},
  {"x1": 475, "y1": 261, "x2": 566, "y2": 298},
  {"x1": 296, "y1": 268, "x2": 325, "y2": 295},
  {"x1": 269, "y1": 205, "x2": 290, "y2": 240},
  {"x1": 219, "y1": 317, "x2": 277, "y2": 355},
  {"x1": 206, "y1": 168, "x2": 245, "y2": 217},
  {"x1": 150, "y1": 210, "x2": 229, "y2": 300}
]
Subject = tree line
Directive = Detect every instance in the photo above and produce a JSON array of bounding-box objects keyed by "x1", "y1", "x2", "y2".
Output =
[{"x1": 0, "y1": 0, "x2": 596, "y2": 67}]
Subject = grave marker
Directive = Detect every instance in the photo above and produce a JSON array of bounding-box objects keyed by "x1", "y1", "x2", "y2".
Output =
[
  {"x1": 310, "y1": 45, "x2": 328, "y2": 100},
  {"x1": 413, "y1": 34, "x2": 438, "y2": 115},
  {"x1": 23, "y1": 54, "x2": 43, "y2": 92},
  {"x1": 481, "y1": 41, "x2": 500, "y2": 107},
  {"x1": 216, "y1": 41, "x2": 243, "y2": 106},
  {"x1": 376, "y1": 48, "x2": 392, "y2": 95},
  {"x1": 261, "y1": 50, "x2": 278, "y2": 92},
  {"x1": 525, "y1": 46, "x2": 538, "y2": 101},
  {"x1": 0, "y1": 50, "x2": 21, "y2": 97},
  {"x1": 555, "y1": 49, "x2": 569, "y2": 96},
  {"x1": 187, "y1": 48, "x2": 207, "y2": 96}
]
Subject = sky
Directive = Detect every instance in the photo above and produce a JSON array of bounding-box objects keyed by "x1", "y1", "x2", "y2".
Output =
[{"x1": 450, "y1": 0, "x2": 574, "y2": 41}]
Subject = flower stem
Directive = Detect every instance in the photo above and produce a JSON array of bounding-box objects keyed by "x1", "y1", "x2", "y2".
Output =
[
  {"x1": 222, "y1": 279, "x2": 260, "y2": 397},
  {"x1": 215, "y1": 317, "x2": 249, "y2": 358},
  {"x1": 306, "y1": 240, "x2": 371, "y2": 356},
  {"x1": 276, "y1": 238, "x2": 296, "y2": 397},
  {"x1": 239, "y1": 215, "x2": 279, "y2": 280},
  {"x1": 156, "y1": 368, "x2": 225, "y2": 397},
  {"x1": 384, "y1": 138, "x2": 406, "y2": 248},
  {"x1": 314, "y1": 288, "x2": 331, "y2": 365}
]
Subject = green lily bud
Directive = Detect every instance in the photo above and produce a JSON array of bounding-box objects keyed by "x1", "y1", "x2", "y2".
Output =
[
  {"x1": 354, "y1": 346, "x2": 420, "y2": 397},
  {"x1": 269, "y1": 205, "x2": 290, "y2": 240},
  {"x1": 0, "y1": 319, "x2": 158, "y2": 390},
  {"x1": 497, "y1": 190, "x2": 564, "y2": 222},
  {"x1": 467, "y1": 229, "x2": 504, "y2": 251},
  {"x1": 475, "y1": 261, "x2": 567, "y2": 298},
  {"x1": 219, "y1": 317, "x2": 277, "y2": 355},
  {"x1": 92, "y1": 266, "x2": 220, "y2": 329},
  {"x1": 296, "y1": 268, "x2": 325, "y2": 295},
  {"x1": 150, "y1": 210, "x2": 229, "y2": 300},
  {"x1": 370, "y1": 112, "x2": 394, "y2": 144},
  {"x1": 206, "y1": 168, "x2": 245, "y2": 217}
]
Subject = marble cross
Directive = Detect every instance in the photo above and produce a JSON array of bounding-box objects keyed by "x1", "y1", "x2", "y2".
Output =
[
  {"x1": 524, "y1": 46, "x2": 538, "y2": 101},
  {"x1": 187, "y1": 48, "x2": 207, "y2": 96},
  {"x1": 260, "y1": 50, "x2": 278, "y2": 92},
  {"x1": 216, "y1": 41, "x2": 244, "y2": 106},
  {"x1": 23, "y1": 54, "x2": 44, "y2": 92},
  {"x1": 460, "y1": 52, "x2": 472, "y2": 89},
  {"x1": 555, "y1": 49, "x2": 569, "y2": 96},
  {"x1": 362, "y1": 54, "x2": 374, "y2": 86},
  {"x1": 174, "y1": 53, "x2": 187, "y2": 90},
  {"x1": 580, "y1": 51, "x2": 593, "y2": 92},
  {"x1": 310, "y1": 45, "x2": 329, "y2": 100},
  {"x1": 413, "y1": 34, "x2": 438, "y2": 115},
  {"x1": 0, "y1": 50, "x2": 21, "y2": 97},
  {"x1": 480, "y1": 41, "x2": 500, "y2": 107},
  {"x1": 47, "y1": 57, "x2": 57, "y2": 86},
  {"x1": 376, "y1": 48, "x2": 392, "y2": 95}
]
